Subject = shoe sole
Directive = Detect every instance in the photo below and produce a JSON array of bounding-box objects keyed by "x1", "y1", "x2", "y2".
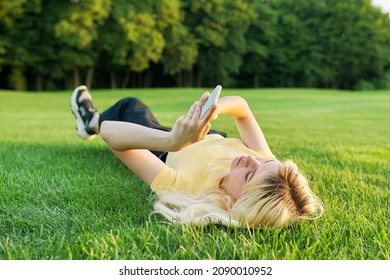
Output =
[{"x1": 70, "y1": 86, "x2": 96, "y2": 140}]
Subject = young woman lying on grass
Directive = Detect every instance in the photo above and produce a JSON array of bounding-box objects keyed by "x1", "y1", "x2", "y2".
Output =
[{"x1": 70, "y1": 85, "x2": 323, "y2": 228}]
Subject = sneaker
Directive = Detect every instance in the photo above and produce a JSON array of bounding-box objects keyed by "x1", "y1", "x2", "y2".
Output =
[{"x1": 70, "y1": 85, "x2": 100, "y2": 140}]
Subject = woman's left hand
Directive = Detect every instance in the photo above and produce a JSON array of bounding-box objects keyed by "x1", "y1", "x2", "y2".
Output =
[{"x1": 169, "y1": 92, "x2": 217, "y2": 151}]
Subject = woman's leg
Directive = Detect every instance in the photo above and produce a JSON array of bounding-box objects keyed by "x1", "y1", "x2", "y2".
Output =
[
  {"x1": 71, "y1": 86, "x2": 170, "y2": 160},
  {"x1": 98, "y1": 97, "x2": 171, "y2": 132},
  {"x1": 98, "y1": 97, "x2": 172, "y2": 161},
  {"x1": 71, "y1": 85, "x2": 227, "y2": 160},
  {"x1": 71, "y1": 86, "x2": 170, "y2": 137},
  {"x1": 99, "y1": 97, "x2": 228, "y2": 138}
]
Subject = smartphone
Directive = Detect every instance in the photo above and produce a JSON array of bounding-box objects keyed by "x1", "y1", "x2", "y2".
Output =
[{"x1": 200, "y1": 85, "x2": 222, "y2": 118}]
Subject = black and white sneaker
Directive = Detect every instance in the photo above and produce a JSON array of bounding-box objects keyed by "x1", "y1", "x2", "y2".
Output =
[{"x1": 70, "y1": 85, "x2": 100, "y2": 140}]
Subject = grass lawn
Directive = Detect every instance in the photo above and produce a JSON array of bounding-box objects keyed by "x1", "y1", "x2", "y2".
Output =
[{"x1": 0, "y1": 87, "x2": 389, "y2": 260}]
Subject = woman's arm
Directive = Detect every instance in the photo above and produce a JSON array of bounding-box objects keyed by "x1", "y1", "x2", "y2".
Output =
[
  {"x1": 215, "y1": 96, "x2": 272, "y2": 153},
  {"x1": 109, "y1": 149, "x2": 165, "y2": 186},
  {"x1": 100, "y1": 94, "x2": 215, "y2": 152},
  {"x1": 100, "y1": 92, "x2": 216, "y2": 185},
  {"x1": 100, "y1": 121, "x2": 175, "y2": 151}
]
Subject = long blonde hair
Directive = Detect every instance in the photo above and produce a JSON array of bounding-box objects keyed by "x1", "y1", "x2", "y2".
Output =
[
  {"x1": 153, "y1": 155, "x2": 323, "y2": 228},
  {"x1": 231, "y1": 160, "x2": 323, "y2": 228}
]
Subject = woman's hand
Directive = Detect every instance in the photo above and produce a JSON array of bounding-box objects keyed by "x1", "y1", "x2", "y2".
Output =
[{"x1": 169, "y1": 92, "x2": 217, "y2": 151}]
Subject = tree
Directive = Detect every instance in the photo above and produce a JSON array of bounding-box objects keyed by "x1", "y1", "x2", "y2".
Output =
[
  {"x1": 0, "y1": 0, "x2": 32, "y2": 90},
  {"x1": 98, "y1": 0, "x2": 182, "y2": 88},
  {"x1": 253, "y1": 0, "x2": 390, "y2": 89},
  {"x1": 51, "y1": 0, "x2": 110, "y2": 88},
  {"x1": 1, "y1": 0, "x2": 389, "y2": 90},
  {"x1": 160, "y1": 23, "x2": 198, "y2": 87},
  {"x1": 240, "y1": 0, "x2": 278, "y2": 87},
  {"x1": 182, "y1": 0, "x2": 254, "y2": 87}
]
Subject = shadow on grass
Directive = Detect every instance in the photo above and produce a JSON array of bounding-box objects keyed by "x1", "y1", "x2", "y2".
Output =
[{"x1": 0, "y1": 142, "x2": 155, "y2": 238}]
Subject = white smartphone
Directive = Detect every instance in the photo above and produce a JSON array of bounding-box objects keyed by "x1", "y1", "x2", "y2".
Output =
[{"x1": 200, "y1": 85, "x2": 222, "y2": 118}]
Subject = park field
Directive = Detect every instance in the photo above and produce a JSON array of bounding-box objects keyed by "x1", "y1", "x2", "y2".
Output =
[{"x1": 0, "y1": 88, "x2": 389, "y2": 260}]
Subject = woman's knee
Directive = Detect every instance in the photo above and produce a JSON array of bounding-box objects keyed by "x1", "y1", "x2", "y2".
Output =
[{"x1": 118, "y1": 97, "x2": 147, "y2": 110}]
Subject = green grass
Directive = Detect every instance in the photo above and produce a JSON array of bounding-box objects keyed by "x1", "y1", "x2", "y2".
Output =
[{"x1": 0, "y1": 88, "x2": 389, "y2": 260}]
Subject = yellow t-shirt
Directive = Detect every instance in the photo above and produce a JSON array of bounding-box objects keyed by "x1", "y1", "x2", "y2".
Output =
[{"x1": 151, "y1": 134, "x2": 275, "y2": 194}]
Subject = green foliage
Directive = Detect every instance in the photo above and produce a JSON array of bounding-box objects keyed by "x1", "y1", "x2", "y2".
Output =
[
  {"x1": 0, "y1": 0, "x2": 26, "y2": 26},
  {"x1": 377, "y1": 70, "x2": 390, "y2": 89},
  {"x1": 0, "y1": 0, "x2": 390, "y2": 89},
  {"x1": 183, "y1": 0, "x2": 255, "y2": 86},
  {"x1": 253, "y1": 0, "x2": 390, "y2": 89},
  {"x1": 107, "y1": 0, "x2": 182, "y2": 70},
  {"x1": 54, "y1": 0, "x2": 110, "y2": 48},
  {"x1": 8, "y1": 66, "x2": 26, "y2": 90},
  {"x1": 0, "y1": 88, "x2": 389, "y2": 259},
  {"x1": 354, "y1": 80, "x2": 375, "y2": 91},
  {"x1": 240, "y1": 0, "x2": 278, "y2": 87},
  {"x1": 161, "y1": 24, "x2": 198, "y2": 76},
  {"x1": 96, "y1": 0, "x2": 182, "y2": 88}
]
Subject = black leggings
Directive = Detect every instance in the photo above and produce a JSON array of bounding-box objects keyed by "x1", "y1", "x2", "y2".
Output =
[{"x1": 99, "y1": 97, "x2": 226, "y2": 161}]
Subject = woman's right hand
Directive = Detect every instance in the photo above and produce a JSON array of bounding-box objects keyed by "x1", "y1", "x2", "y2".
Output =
[{"x1": 169, "y1": 92, "x2": 217, "y2": 151}]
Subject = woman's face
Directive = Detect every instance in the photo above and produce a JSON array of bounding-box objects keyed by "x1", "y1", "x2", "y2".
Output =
[{"x1": 221, "y1": 155, "x2": 281, "y2": 200}]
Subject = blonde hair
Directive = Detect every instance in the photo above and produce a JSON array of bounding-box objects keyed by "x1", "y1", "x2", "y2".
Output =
[
  {"x1": 153, "y1": 155, "x2": 323, "y2": 229},
  {"x1": 230, "y1": 160, "x2": 323, "y2": 228}
]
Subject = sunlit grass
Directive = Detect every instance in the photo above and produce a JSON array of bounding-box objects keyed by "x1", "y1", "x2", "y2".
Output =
[{"x1": 0, "y1": 88, "x2": 389, "y2": 259}]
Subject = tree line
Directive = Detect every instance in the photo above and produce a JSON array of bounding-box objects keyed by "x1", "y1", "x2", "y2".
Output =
[{"x1": 1, "y1": 0, "x2": 390, "y2": 91}]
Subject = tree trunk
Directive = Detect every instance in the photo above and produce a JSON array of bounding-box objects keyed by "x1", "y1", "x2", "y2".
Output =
[
  {"x1": 121, "y1": 68, "x2": 130, "y2": 88},
  {"x1": 65, "y1": 73, "x2": 71, "y2": 90},
  {"x1": 182, "y1": 70, "x2": 194, "y2": 87},
  {"x1": 131, "y1": 73, "x2": 136, "y2": 88},
  {"x1": 195, "y1": 67, "x2": 203, "y2": 87},
  {"x1": 73, "y1": 67, "x2": 80, "y2": 87},
  {"x1": 110, "y1": 70, "x2": 117, "y2": 89},
  {"x1": 137, "y1": 73, "x2": 142, "y2": 88},
  {"x1": 177, "y1": 72, "x2": 184, "y2": 87},
  {"x1": 143, "y1": 69, "x2": 152, "y2": 88},
  {"x1": 86, "y1": 64, "x2": 95, "y2": 89},
  {"x1": 36, "y1": 74, "x2": 43, "y2": 91},
  {"x1": 253, "y1": 73, "x2": 259, "y2": 88},
  {"x1": 188, "y1": 70, "x2": 193, "y2": 87}
]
